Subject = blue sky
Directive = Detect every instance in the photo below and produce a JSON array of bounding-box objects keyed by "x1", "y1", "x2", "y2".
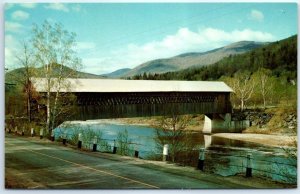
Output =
[{"x1": 4, "y1": 2, "x2": 298, "y2": 74}]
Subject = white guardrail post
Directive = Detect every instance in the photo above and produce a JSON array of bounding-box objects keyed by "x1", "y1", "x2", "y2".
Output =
[
  {"x1": 93, "y1": 136, "x2": 97, "y2": 151},
  {"x1": 163, "y1": 144, "x2": 169, "y2": 162},
  {"x1": 78, "y1": 133, "x2": 82, "y2": 149}
]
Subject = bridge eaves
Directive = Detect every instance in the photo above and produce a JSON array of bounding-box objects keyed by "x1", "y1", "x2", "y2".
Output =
[{"x1": 31, "y1": 78, "x2": 233, "y2": 93}]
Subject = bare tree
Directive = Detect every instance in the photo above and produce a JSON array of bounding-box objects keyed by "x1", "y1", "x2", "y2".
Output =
[
  {"x1": 15, "y1": 41, "x2": 36, "y2": 122},
  {"x1": 32, "y1": 21, "x2": 81, "y2": 133},
  {"x1": 252, "y1": 68, "x2": 273, "y2": 109},
  {"x1": 226, "y1": 71, "x2": 254, "y2": 111},
  {"x1": 5, "y1": 40, "x2": 37, "y2": 124},
  {"x1": 155, "y1": 113, "x2": 194, "y2": 163}
]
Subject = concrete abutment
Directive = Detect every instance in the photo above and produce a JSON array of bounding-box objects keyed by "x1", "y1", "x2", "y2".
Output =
[{"x1": 203, "y1": 113, "x2": 250, "y2": 133}]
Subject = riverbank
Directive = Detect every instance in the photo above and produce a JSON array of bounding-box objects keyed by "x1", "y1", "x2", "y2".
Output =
[
  {"x1": 112, "y1": 115, "x2": 205, "y2": 131},
  {"x1": 212, "y1": 133, "x2": 297, "y2": 148},
  {"x1": 69, "y1": 108, "x2": 297, "y2": 149},
  {"x1": 109, "y1": 117, "x2": 297, "y2": 148}
]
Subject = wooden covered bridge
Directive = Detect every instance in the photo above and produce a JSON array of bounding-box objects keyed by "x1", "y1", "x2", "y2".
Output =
[{"x1": 32, "y1": 78, "x2": 246, "y2": 133}]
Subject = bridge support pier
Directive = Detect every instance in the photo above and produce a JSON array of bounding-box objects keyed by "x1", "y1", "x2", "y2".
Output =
[{"x1": 203, "y1": 113, "x2": 249, "y2": 133}]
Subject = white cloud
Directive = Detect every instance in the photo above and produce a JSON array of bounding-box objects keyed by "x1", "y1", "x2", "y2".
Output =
[
  {"x1": 20, "y1": 3, "x2": 37, "y2": 9},
  {"x1": 5, "y1": 21, "x2": 23, "y2": 33},
  {"x1": 76, "y1": 42, "x2": 96, "y2": 51},
  {"x1": 5, "y1": 35, "x2": 20, "y2": 69},
  {"x1": 12, "y1": 10, "x2": 30, "y2": 21},
  {"x1": 72, "y1": 4, "x2": 81, "y2": 12},
  {"x1": 5, "y1": 3, "x2": 37, "y2": 10},
  {"x1": 5, "y1": 4, "x2": 14, "y2": 10},
  {"x1": 81, "y1": 27, "x2": 276, "y2": 74},
  {"x1": 249, "y1": 9, "x2": 264, "y2": 22},
  {"x1": 45, "y1": 3, "x2": 69, "y2": 12}
]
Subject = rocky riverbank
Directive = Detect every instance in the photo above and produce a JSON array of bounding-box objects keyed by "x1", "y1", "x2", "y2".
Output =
[{"x1": 242, "y1": 107, "x2": 297, "y2": 135}]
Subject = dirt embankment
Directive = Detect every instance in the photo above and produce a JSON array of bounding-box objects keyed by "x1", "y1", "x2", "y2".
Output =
[{"x1": 112, "y1": 115, "x2": 205, "y2": 131}]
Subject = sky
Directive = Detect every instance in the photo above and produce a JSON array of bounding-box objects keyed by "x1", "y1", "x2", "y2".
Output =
[{"x1": 4, "y1": 1, "x2": 298, "y2": 75}]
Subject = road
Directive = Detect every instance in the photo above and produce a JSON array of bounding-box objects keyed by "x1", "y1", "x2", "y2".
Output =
[{"x1": 5, "y1": 134, "x2": 279, "y2": 189}]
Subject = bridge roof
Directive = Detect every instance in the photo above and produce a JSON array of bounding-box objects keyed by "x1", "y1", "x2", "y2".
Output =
[{"x1": 32, "y1": 78, "x2": 233, "y2": 93}]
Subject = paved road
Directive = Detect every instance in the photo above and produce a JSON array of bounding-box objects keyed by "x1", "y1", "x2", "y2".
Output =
[{"x1": 5, "y1": 134, "x2": 249, "y2": 189}]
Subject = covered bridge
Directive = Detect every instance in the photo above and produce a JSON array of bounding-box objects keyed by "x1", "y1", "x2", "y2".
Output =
[{"x1": 32, "y1": 78, "x2": 244, "y2": 133}]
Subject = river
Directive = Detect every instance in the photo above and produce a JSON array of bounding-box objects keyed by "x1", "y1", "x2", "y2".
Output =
[{"x1": 54, "y1": 121, "x2": 297, "y2": 184}]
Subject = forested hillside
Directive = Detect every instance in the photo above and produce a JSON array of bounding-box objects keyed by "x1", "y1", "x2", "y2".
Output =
[
  {"x1": 130, "y1": 35, "x2": 296, "y2": 81},
  {"x1": 123, "y1": 41, "x2": 267, "y2": 77},
  {"x1": 130, "y1": 35, "x2": 297, "y2": 110}
]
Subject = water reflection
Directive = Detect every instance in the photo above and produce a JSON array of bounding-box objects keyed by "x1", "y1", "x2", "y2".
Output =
[{"x1": 55, "y1": 122, "x2": 296, "y2": 184}]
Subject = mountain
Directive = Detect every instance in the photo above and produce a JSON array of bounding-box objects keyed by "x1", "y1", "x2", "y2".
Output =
[
  {"x1": 134, "y1": 35, "x2": 297, "y2": 81},
  {"x1": 101, "y1": 68, "x2": 131, "y2": 78},
  {"x1": 5, "y1": 64, "x2": 104, "y2": 85},
  {"x1": 123, "y1": 41, "x2": 268, "y2": 77}
]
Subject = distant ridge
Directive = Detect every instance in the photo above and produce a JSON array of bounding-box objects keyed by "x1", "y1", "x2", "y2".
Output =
[
  {"x1": 121, "y1": 41, "x2": 268, "y2": 78},
  {"x1": 101, "y1": 68, "x2": 131, "y2": 78},
  {"x1": 5, "y1": 64, "x2": 104, "y2": 85}
]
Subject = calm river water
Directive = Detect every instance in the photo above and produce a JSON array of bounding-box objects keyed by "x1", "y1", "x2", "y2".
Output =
[{"x1": 54, "y1": 121, "x2": 297, "y2": 184}]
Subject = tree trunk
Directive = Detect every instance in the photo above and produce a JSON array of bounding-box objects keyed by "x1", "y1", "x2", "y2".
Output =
[
  {"x1": 27, "y1": 94, "x2": 31, "y2": 123},
  {"x1": 46, "y1": 72, "x2": 51, "y2": 133},
  {"x1": 241, "y1": 99, "x2": 244, "y2": 111},
  {"x1": 263, "y1": 95, "x2": 266, "y2": 109},
  {"x1": 46, "y1": 92, "x2": 51, "y2": 132},
  {"x1": 50, "y1": 91, "x2": 60, "y2": 132}
]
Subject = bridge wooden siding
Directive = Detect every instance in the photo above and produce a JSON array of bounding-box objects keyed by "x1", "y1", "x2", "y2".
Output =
[
  {"x1": 74, "y1": 91, "x2": 231, "y2": 119},
  {"x1": 32, "y1": 78, "x2": 233, "y2": 120}
]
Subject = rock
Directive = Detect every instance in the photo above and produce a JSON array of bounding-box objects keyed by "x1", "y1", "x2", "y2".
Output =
[{"x1": 288, "y1": 126, "x2": 295, "y2": 129}]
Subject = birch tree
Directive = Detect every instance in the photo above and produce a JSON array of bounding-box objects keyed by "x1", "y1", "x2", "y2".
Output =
[
  {"x1": 5, "y1": 41, "x2": 37, "y2": 123},
  {"x1": 228, "y1": 71, "x2": 254, "y2": 111},
  {"x1": 252, "y1": 68, "x2": 273, "y2": 109},
  {"x1": 32, "y1": 21, "x2": 81, "y2": 133},
  {"x1": 16, "y1": 41, "x2": 36, "y2": 122}
]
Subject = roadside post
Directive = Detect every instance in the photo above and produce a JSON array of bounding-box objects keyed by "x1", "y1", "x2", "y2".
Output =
[
  {"x1": 31, "y1": 128, "x2": 34, "y2": 137},
  {"x1": 134, "y1": 144, "x2": 139, "y2": 158},
  {"x1": 246, "y1": 153, "x2": 253, "y2": 177},
  {"x1": 113, "y1": 140, "x2": 117, "y2": 154},
  {"x1": 163, "y1": 144, "x2": 169, "y2": 162},
  {"x1": 15, "y1": 126, "x2": 18, "y2": 134},
  {"x1": 197, "y1": 148, "x2": 205, "y2": 171},
  {"x1": 62, "y1": 132, "x2": 67, "y2": 145},
  {"x1": 51, "y1": 130, "x2": 55, "y2": 141},
  {"x1": 78, "y1": 133, "x2": 82, "y2": 149},
  {"x1": 40, "y1": 128, "x2": 44, "y2": 139},
  {"x1": 93, "y1": 136, "x2": 97, "y2": 151}
]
